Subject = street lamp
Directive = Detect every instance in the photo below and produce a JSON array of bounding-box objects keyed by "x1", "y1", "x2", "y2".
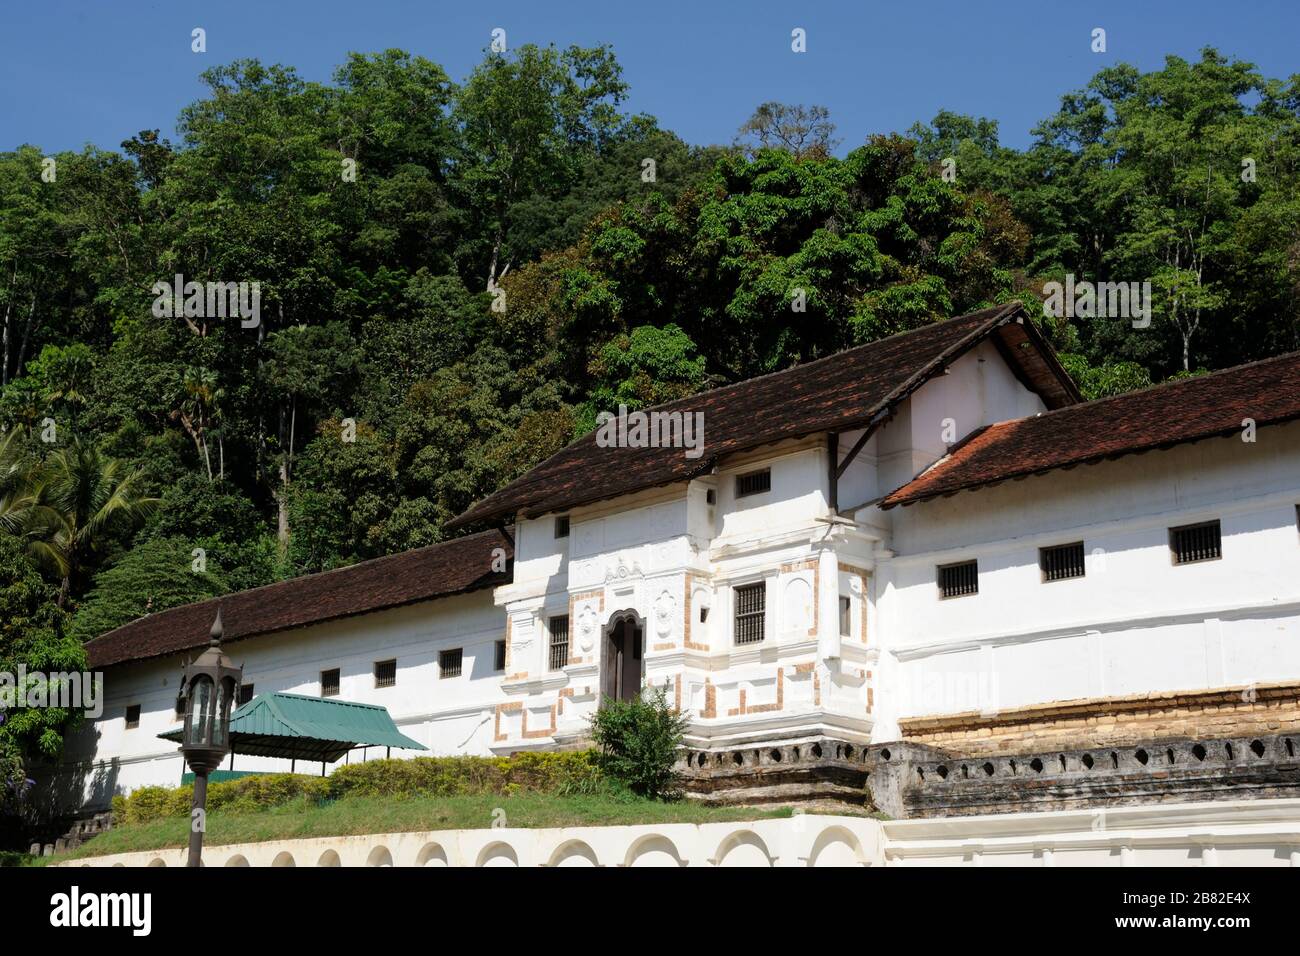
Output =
[{"x1": 177, "y1": 607, "x2": 241, "y2": 868}]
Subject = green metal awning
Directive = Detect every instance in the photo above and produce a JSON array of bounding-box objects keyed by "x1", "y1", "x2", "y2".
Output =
[{"x1": 159, "y1": 692, "x2": 427, "y2": 763}]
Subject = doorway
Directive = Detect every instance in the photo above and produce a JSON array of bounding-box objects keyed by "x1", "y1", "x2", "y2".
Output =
[{"x1": 602, "y1": 613, "x2": 644, "y2": 703}]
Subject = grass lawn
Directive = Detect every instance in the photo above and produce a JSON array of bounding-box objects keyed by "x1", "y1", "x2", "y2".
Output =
[{"x1": 51, "y1": 793, "x2": 794, "y2": 862}]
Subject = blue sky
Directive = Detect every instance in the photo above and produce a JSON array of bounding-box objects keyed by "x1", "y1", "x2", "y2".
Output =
[{"x1": 2, "y1": 0, "x2": 1298, "y2": 154}]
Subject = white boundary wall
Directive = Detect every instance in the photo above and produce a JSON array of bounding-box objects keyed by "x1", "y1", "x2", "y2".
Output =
[{"x1": 58, "y1": 799, "x2": 1300, "y2": 868}]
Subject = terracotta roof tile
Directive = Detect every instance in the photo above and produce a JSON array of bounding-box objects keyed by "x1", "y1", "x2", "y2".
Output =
[
  {"x1": 880, "y1": 351, "x2": 1300, "y2": 509},
  {"x1": 449, "y1": 304, "x2": 1076, "y2": 528},
  {"x1": 84, "y1": 528, "x2": 513, "y2": 669}
]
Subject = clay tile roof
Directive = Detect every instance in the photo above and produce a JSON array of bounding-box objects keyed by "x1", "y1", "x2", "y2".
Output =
[
  {"x1": 880, "y1": 350, "x2": 1300, "y2": 509},
  {"x1": 448, "y1": 303, "x2": 1079, "y2": 529},
  {"x1": 84, "y1": 528, "x2": 513, "y2": 669}
]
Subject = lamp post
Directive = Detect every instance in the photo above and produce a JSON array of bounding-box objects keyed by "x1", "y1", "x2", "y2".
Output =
[{"x1": 177, "y1": 607, "x2": 241, "y2": 868}]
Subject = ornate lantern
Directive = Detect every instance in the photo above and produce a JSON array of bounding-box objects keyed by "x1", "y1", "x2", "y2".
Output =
[{"x1": 178, "y1": 607, "x2": 241, "y2": 866}]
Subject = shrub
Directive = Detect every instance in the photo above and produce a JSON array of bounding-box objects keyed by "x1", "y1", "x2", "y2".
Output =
[
  {"x1": 109, "y1": 751, "x2": 606, "y2": 822},
  {"x1": 588, "y1": 686, "x2": 688, "y2": 799}
]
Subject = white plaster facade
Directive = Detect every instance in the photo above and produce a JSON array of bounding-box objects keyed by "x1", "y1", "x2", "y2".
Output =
[{"x1": 53, "y1": 334, "x2": 1300, "y2": 810}]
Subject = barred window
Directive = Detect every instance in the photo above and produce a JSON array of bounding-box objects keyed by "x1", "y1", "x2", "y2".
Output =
[
  {"x1": 734, "y1": 583, "x2": 766, "y2": 645},
  {"x1": 839, "y1": 596, "x2": 852, "y2": 636},
  {"x1": 735, "y1": 468, "x2": 771, "y2": 498},
  {"x1": 494, "y1": 639, "x2": 507, "y2": 672},
  {"x1": 555, "y1": 515, "x2": 570, "y2": 538},
  {"x1": 237, "y1": 683, "x2": 255, "y2": 705},
  {"x1": 321, "y1": 668, "x2": 340, "y2": 698},
  {"x1": 1170, "y1": 520, "x2": 1221, "y2": 564},
  {"x1": 125, "y1": 704, "x2": 141, "y2": 729},
  {"x1": 439, "y1": 648, "x2": 462, "y2": 679},
  {"x1": 938, "y1": 560, "x2": 979, "y2": 599},
  {"x1": 1040, "y1": 542, "x2": 1085, "y2": 582},
  {"x1": 549, "y1": 615, "x2": 570, "y2": 670},
  {"x1": 374, "y1": 659, "x2": 397, "y2": 689}
]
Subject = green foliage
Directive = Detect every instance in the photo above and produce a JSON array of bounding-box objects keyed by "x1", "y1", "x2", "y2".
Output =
[
  {"x1": 576, "y1": 324, "x2": 710, "y2": 435},
  {"x1": 110, "y1": 751, "x2": 606, "y2": 825},
  {"x1": 0, "y1": 535, "x2": 81, "y2": 797},
  {"x1": 1057, "y1": 353, "x2": 1154, "y2": 401},
  {"x1": 68, "y1": 537, "x2": 230, "y2": 642},
  {"x1": 588, "y1": 686, "x2": 688, "y2": 799},
  {"x1": 0, "y1": 43, "x2": 1297, "y2": 679}
]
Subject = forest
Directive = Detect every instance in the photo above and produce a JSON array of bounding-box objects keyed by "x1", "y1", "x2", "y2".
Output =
[{"x1": 2, "y1": 44, "x2": 1299, "y2": 795}]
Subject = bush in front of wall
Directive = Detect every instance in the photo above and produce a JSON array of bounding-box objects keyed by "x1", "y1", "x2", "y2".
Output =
[
  {"x1": 588, "y1": 686, "x2": 689, "y2": 800},
  {"x1": 110, "y1": 749, "x2": 606, "y2": 823}
]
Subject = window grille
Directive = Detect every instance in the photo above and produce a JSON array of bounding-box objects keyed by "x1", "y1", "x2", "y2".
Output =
[
  {"x1": 735, "y1": 468, "x2": 771, "y2": 498},
  {"x1": 549, "y1": 616, "x2": 570, "y2": 670},
  {"x1": 439, "y1": 649, "x2": 462, "y2": 679},
  {"x1": 938, "y1": 560, "x2": 979, "y2": 598},
  {"x1": 1170, "y1": 520, "x2": 1221, "y2": 564},
  {"x1": 374, "y1": 659, "x2": 397, "y2": 688},
  {"x1": 734, "y1": 583, "x2": 766, "y2": 644},
  {"x1": 1040, "y1": 542, "x2": 1085, "y2": 582},
  {"x1": 321, "y1": 668, "x2": 340, "y2": 697}
]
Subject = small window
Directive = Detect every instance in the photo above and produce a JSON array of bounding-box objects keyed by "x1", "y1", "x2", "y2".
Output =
[
  {"x1": 374, "y1": 659, "x2": 397, "y2": 689},
  {"x1": 494, "y1": 639, "x2": 507, "y2": 672},
  {"x1": 699, "y1": 606, "x2": 709, "y2": 624},
  {"x1": 237, "y1": 683, "x2": 255, "y2": 706},
  {"x1": 938, "y1": 560, "x2": 979, "y2": 599},
  {"x1": 439, "y1": 649, "x2": 463, "y2": 679},
  {"x1": 1170, "y1": 520, "x2": 1221, "y2": 564},
  {"x1": 839, "y1": 596, "x2": 852, "y2": 636},
  {"x1": 174, "y1": 695, "x2": 184, "y2": 717},
  {"x1": 734, "y1": 582, "x2": 766, "y2": 645},
  {"x1": 705, "y1": 488, "x2": 716, "y2": 505},
  {"x1": 125, "y1": 704, "x2": 141, "y2": 729},
  {"x1": 1040, "y1": 542, "x2": 1085, "y2": 582},
  {"x1": 735, "y1": 468, "x2": 771, "y2": 498},
  {"x1": 554, "y1": 515, "x2": 570, "y2": 539},
  {"x1": 321, "y1": 668, "x2": 340, "y2": 698},
  {"x1": 549, "y1": 616, "x2": 570, "y2": 671}
]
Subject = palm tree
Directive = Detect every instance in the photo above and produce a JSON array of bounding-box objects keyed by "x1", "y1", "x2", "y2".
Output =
[
  {"x1": 26, "y1": 438, "x2": 158, "y2": 606},
  {"x1": 0, "y1": 426, "x2": 38, "y2": 535}
]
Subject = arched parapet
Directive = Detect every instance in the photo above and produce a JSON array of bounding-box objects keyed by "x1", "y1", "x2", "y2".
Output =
[
  {"x1": 545, "y1": 839, "x2": 600, "y2": 868},
  {"x1": 711, "y1": 829, "x2": 774, "y2": 867}
]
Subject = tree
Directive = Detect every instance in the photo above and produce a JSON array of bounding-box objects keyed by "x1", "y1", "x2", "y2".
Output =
[
  {"x1": 68, "y1": 537, "x2": 230, "y2": 642},
  {"x1": 25, "y1": 438, "x2": 158, "y2": 605},
  {"x1": 454, "y1": 43, "x2": 630, "y2": 289},
  {"x1": 577, "y1": 324, "x2": 710, "y2": 434},
  {"x1": 736, "y1": 102, "x2": 838, "y2": 159},
  {"x1": 0, "y1": 535, "x2": 80, "y2": 807}
]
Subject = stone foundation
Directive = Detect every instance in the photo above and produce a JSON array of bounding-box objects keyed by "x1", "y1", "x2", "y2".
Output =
[{"x1": 899, "y1": 681, "x2": 1300, "y2": 755}]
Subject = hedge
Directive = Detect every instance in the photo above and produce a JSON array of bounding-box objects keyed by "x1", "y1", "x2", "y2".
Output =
[{"x1": 112, "y1": 751, "x2": 604, "y2": 826}]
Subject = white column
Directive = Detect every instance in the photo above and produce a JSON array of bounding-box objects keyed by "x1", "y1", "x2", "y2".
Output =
[{"x1": 817, "y1": 547, "x2": 841, "y2": 663}]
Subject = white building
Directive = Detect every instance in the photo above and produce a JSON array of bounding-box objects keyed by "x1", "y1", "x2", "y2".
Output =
[{"x1": 57, "y1": 303, "x2": 1300, "y2": 811}]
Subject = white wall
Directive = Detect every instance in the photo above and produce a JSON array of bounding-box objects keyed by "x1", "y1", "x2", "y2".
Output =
[
  {"x1": 875, "y1": 421, "x2": 1300, "y2": 736},
  {"x1": 58, "y1": 590, "x2": 506, "y2": 808}
]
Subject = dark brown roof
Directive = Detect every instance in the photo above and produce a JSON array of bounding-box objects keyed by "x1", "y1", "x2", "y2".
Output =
[
  {"x1": 880, "y1": 350, "x2": 1300, "y2": 509},
  {"x1": 84, "y1": 529, "x2": 513, "y2": 669},
  {"x1": 448, "y1": 304, "x2": 1080, "y2": 529}
]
